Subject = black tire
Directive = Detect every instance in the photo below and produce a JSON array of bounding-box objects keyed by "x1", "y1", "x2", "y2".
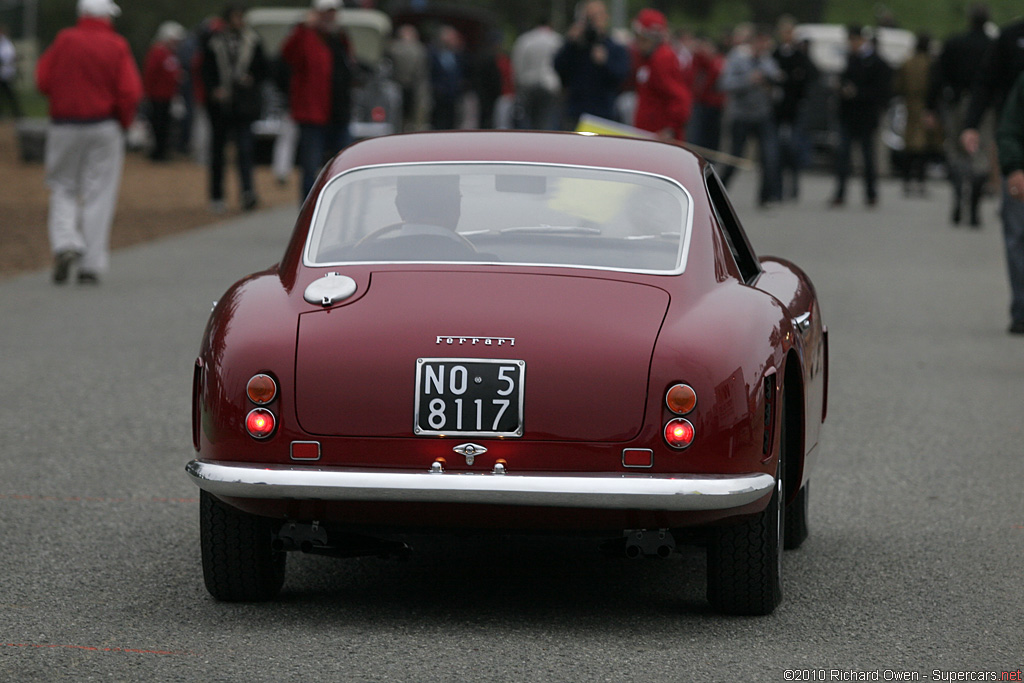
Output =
[
  {"x1": 200, "y1": 490, "x2": 286, "y2": 601},
  {"x1": 706, "y1": 402, "x2": 786, "y2": 616},
  {"x1": 784, "y1": 482, "x2": 809, "y2": 550}
]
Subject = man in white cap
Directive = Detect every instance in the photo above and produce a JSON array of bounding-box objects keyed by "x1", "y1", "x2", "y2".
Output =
[
  {"x1": 143, "y1": 21, "x2": 186, "y2": 162},
  {"x1": 36, "y1": 0, "x2": 142, "y2": 284}
]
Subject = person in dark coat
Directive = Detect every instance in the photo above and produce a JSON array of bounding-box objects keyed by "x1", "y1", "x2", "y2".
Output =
[
  {"x1": 995, "y1": 71, "x2": 1024, "y2": 334},
  {"x1": 773, "y1": 16, "x2": 816, "y2": 201},
  {"x1": 201, "y1": 4, "x2": 267, "y2": 212},
  {"x1": 470, "y1": 29, "x2": 506, "y2": 129},
  {"x1": 960, "y1": 15, "x2": 1024, "y2": 156},
  {"x1": 829, "y1": 25, "x2": 891, "y2": 207},
  {"x1": 428, "y1": 25, "x2": 465, "y2": 130},
  {"x1": 553, "y1": 0, "x2": 629, "y2": 129},
  {"x1": 930, "y1": 3, "x2": 995, "y2": 225}
]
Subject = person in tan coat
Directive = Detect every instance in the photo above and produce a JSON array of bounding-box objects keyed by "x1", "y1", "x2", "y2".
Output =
[{"x1": 894, "y1": 33, "x2": 941, "y2": 197}]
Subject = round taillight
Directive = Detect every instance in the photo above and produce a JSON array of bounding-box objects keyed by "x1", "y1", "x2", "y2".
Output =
[
  {"x1": 247, "y1": 374, "x2": 277, "y2": 405},
  {"x1": 246, "y1": 408, "x2": 276, "y2": 439},
  {"x1": 371, "y1": 106, "x2": 386, "y2": 122},
  {"x1": 664, "y1": 418, "x2": 695, "y2": 449},
  {"x1": 666, "y1": 383, "x2": 697, "y2": 415}
]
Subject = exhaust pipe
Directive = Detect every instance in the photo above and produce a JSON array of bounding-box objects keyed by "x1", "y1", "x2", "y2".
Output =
[{"x1": 272, "y1": 521, "x2": 411, "y2": 560}]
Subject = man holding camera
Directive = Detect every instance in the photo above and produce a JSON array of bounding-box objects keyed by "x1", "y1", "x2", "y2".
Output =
[{"x1": 553, "y1": 0, "x2": 629, "y2": 129}]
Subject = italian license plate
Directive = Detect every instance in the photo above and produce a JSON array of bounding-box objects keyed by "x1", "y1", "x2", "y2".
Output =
[{"x1": 414, "y1": 359, "x2": 525, "y2": 437}]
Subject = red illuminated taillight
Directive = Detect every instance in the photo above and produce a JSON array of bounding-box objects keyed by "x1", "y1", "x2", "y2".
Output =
[
  {"x1": 664, "y1": 418, "x2": 695, "y2": 449},
  {"x1": 666, "y1": 383, "x2": 697, "y2": 415},
  {"x1": 247, "y1": 374, "x2": 277, "y2": 405},
  {"x1": 371, "y1": 106, "x2": 386, "y2": 122},
  {"x1": 246, "y1": 408, "x2": 276, "y2": 439}
]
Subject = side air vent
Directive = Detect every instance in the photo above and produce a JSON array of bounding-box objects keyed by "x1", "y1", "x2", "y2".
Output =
[{"x1": 763, "y1": 372, "x2": 777, "y2": 455}]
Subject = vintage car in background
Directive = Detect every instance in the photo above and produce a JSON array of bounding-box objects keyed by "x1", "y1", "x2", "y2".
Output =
[
  {"x1": 246, "y1": 7, "x2": 402, "y2": 153},
  {"x1": 186, "y1": 131, "x2": 828, "y2": 615}
]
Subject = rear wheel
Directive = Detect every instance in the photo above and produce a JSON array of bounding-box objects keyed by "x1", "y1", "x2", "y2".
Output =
[
  {"x1": 200, "y1": 490, "x2": 286, "y2": 601},
  {"x1": 706, "y1": 401, "x2": 786, "y2": 616}
]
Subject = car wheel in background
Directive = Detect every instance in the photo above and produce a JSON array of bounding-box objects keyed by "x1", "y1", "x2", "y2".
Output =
[{"x1": 200, "y1": 490, "x2": 286, "y2": 601}]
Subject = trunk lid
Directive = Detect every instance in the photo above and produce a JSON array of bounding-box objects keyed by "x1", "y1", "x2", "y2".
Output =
[{"x1": 294, "y1": 270, "x2": 669, "y2": 442}]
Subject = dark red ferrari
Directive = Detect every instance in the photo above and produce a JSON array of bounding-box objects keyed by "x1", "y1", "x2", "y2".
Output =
[{"x1": 187, "y1": 131, "x2": 828, "y2": 615}]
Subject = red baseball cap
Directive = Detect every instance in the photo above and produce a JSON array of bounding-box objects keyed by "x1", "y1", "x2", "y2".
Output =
[{"x1": 634, "y1": 8, "x2": 668, "y2": 33}]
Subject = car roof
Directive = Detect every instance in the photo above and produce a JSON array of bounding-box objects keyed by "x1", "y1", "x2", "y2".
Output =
[{"x1": 325, "y1": 131, "x2": 707, "y2": 189}]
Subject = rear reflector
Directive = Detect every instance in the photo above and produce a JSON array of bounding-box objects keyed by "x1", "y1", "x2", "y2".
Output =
[
  {"x1": 622, "y1": 449, "x2": 653, "y2": 468},
  {"x1": 290, "y1": 441, "x2": 321, "y2": 461}
]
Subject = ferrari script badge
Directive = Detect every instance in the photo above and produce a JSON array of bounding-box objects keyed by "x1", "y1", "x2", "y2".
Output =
[
  {"x1": 436, "y1": 336, "x2": 515, "y2": 347},
  {"x1": 453, "y1": 443, "x2": 487, "y2": 466}
]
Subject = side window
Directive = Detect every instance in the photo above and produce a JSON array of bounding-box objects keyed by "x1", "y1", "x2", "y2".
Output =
[{"x1": 705, "y1": 168, "x2": 761, "y2": 284}]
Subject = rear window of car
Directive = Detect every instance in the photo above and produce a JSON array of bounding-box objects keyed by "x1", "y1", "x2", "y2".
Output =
[{"x1": 304, "y1": 162, "x2": 693, "y2": 274}]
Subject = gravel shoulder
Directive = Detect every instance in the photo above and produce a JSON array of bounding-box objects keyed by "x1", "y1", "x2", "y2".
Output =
[{"x1": 0, "y1": 120, "x2": 298, "y2": 279}]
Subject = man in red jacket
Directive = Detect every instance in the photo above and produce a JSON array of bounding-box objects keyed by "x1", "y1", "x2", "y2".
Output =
[
  {"x1": 632, "y1": 9, "x2": 692, "y2": 142},
  {"x1": 36, "y1": 0, "x2": 141, "y2": 284},
  {"x1": 143, "y1": 21, "x2": 185, "y2": 162},
  {"x1": 282, "y1": 0, "x2": 354, "y2": 201}
]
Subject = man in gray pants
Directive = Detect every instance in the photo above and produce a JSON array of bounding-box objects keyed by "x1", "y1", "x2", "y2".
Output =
[{"x1": 35, "y1": 0, "x2": 141, "y2": 284}]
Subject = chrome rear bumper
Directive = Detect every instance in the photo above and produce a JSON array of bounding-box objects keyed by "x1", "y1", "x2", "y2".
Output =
[{"x1": 186, "y1": 460, "x2": 774, "y2": 512}]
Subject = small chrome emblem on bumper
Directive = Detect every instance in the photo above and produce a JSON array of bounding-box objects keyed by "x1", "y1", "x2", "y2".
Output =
[{"x1": 453, "y1": 442, "x2": 487, "y2": 466}]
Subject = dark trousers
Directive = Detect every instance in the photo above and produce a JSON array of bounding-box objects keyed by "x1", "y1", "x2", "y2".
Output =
[
  {"x1": 431, "y1": 97, "x2": 458, "y2": 131},
  {"x1": 149, "y1": 99, "x2": 172, "y2": 161},
  {"x1": 209, "y1": 116, "x2": 255, "y2": 203},
  {"x1": 514, "y1": 85, "x2": 560, "y2": 131},
  {"x1": 1001, "y1": 182, "x2": 1024, "y2": 324},
  {"x1": 833, "y1": 123, "x2": 878, "y2": 202},
  {"x1": 0, "y1": 79, "x2": 21, "y2": 118},
  {"x1": 297, "y1": 122, "x2": 350, "y2": 201}
]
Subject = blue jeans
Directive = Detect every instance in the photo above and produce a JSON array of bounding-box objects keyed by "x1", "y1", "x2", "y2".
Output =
[
  {"x1": 721, "y1": 117, "x2": 781, "y2": 205},
  {"x1": 777, "y1": 122, "x2": 810, "y2": 200},
  {"x1": 298, "y1": 123, "x2": 351, "y2": 201},
  {"x1": 687, "y1": 103, "x2": 722, "y2": 152},
  {"x1": 1001, "y1": 181, "x2": 1024, "y2": 325}
]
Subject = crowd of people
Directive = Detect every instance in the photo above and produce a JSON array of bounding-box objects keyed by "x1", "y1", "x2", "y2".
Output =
[{"x1": 20, "y1": 0, "x2": 1024, "y2": 333}]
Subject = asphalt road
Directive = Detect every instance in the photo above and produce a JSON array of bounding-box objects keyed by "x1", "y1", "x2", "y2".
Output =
[{"x1": 1, "y1": 169, "x2": 1021, "y2": 682}]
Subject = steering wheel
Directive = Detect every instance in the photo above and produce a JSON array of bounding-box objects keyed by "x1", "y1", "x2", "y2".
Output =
[{"x1": 354, "y1": 221, "x2": 479, "y2": 252}]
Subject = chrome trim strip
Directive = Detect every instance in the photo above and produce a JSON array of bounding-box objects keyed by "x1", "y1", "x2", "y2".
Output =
[
  {"x1": 185, "y1": 460, "x2": 774, "y2": 511},
  {"x1": 302, "y1": 160, "x2": 696, "y2": 277}
]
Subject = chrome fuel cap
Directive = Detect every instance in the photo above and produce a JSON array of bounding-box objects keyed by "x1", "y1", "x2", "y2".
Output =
[{"x1": 303, "y1": 273, "x2": 357, "y2": 306}]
